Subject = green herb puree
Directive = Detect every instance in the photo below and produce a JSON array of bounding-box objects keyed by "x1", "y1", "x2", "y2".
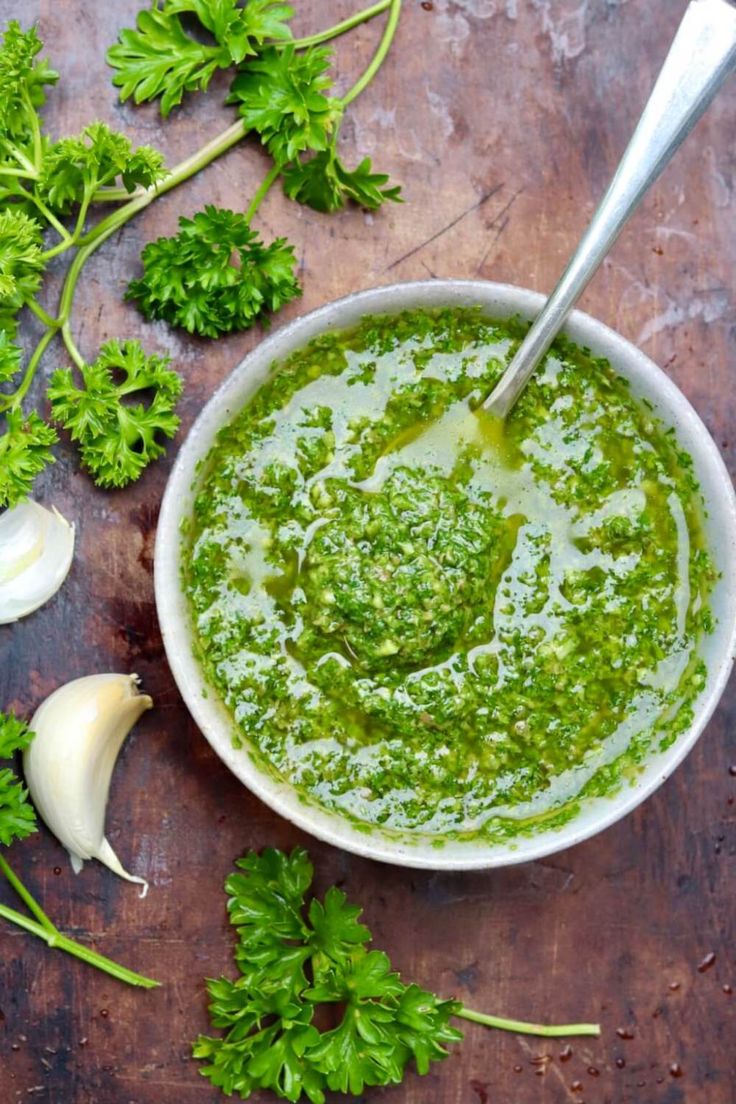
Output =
[{"x1": 186, "y1": 308, "x2": 715, "y2": 839}]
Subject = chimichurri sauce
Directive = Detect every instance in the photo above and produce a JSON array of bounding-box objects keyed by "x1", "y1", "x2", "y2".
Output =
[{"x1": 185, "y1": 308, "x2": 714, "y2": 839}]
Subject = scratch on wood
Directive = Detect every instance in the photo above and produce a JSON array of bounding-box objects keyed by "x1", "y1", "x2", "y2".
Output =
[
  {"x1": 385, "y1": 184, "x2": 504, "y2": 271},
  {"x1": 476, "y1": 187, "x2": 524, "y2": 273}
]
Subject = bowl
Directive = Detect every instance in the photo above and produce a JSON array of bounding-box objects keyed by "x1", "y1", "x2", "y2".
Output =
[{"x1": 154, "y1": 280, "x2": 736, "y2": 869}]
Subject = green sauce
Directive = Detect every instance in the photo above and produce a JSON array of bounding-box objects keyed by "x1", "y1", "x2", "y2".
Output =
[{"x1": 185, "y1": 308, "x2": 715, "y2": 840}]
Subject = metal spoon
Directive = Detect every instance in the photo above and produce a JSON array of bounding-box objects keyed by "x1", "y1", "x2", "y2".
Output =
[{"x1": 484, "y1": 0, "x2": 736, "y2": 419}]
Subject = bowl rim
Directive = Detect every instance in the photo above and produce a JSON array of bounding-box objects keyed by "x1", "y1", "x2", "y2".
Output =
[{"x1": 154, "y1": 279, "x2": 736, "y2": 869}]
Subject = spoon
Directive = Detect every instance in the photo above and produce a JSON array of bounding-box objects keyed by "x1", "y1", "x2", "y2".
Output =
[{"x1": 484, "y1": 0, "x2": 736, "y2": 419}]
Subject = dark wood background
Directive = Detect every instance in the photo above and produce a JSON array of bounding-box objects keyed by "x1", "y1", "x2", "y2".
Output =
[{"x1": 1, "y1": 2, "x2": 735, "y2": 1102}]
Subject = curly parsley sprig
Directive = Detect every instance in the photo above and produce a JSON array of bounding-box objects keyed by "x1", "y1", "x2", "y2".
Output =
[
  {"x1": 194, "y1": 849, "x2": 600, "y2": 1102},
  {"x1": 127, "y1": 201, "x2": 301, "y2": 337},
  {"x1": 48, "y1": 339, "x2": 183, "y2": 487},
  {"x1": 0, "y1": 712, "x2": 158, "y2": 988}
]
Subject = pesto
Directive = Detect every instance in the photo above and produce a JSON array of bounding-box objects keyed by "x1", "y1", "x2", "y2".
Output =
[{"x1": 185, "y1": 308, "x2": 715, "y2": 839}]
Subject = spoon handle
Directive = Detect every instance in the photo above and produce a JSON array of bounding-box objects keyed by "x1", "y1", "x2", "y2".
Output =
[{"x1": 484, "y1": 0, "x2": 736, "y2": 419}]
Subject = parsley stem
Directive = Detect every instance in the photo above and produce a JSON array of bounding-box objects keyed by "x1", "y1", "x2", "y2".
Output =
[
  {"x1": 15, "y1": 183, "x2": 73, "y2": 244},
  {"x1": 0, "y1": 855, "x2": 57, "y2": 934},
  {"x1": 41, "y1": 237, "x2": 75, "y2": 261},
  {"x1": 5, "y1": 141, "x2": 36, "y2": 175},
  {"x1": 340, "y1": 0, "x2": 402, "y2": 108},
  {"x1": 90, "y1": 118, "x2": 248, "y2": 206},
  {"x1": 22, "y1": 87, "x2": 43, "y2": 170},
  {"x1": 91, "y1": 184, "x2": 140, "y2": 203},
  {"x1": 0, "y1": 901, "x2": 159, "y2": 988},
  {"x1": 72, "y1": 188, "x2": 94, "y2": 242},
  {"x1": 0, "y1": 166, "x2": 37, "y2": 180},
  {"x1": 61, "y1": 322, "x2": 85, "y2": 370},
  {"x1": 456, "y1": 1005, "x2": 601, "y2": 1038},
  {"x1": 59, "y1": 238, "x2": 110, "y2": 328},
  {"x1": 289, "y1": 0, "x2": 393, "y2": 49},
  {"x1": 245, "y1": 162, "x2": 282, "y2": 223},
  {"x1": 26, "y1": 297, "x2": 59, "y2": 330},
  {"x1": 1, "y1": 325, "x2": 56, "y2": 412}
]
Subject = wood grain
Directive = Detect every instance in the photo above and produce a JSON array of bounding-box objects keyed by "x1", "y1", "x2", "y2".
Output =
[{"x1": 1, "y1": 2, "x2": 735, "y2": 1102}]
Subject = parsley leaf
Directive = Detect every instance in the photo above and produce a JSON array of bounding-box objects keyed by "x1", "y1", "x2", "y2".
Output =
[
  {"x1": 0, "y1": 21, "x2": 58, "y2": 142},
  {"x1": 394, "y1": 984, "x2": 463, "y2": 1075},
  {"x1": 283, "y1": 149, "x2": 402, "y2": 213},
  {"x1": 48, "y1": 339, "x2": 182, "y2": 488},
  {"x1": 38, "y1": 122, "x2": 166, "y2": 212},
  {"x1": 0, "y1": 208, "x2": 45, "y2": 332},
  {"x1": 228, "y1": 847, "x2": 313, "y2": 939},
  {"x1": 126, "y1": 204, "x2": 301, "y2": 337},
  {"x1": 0, "y1": 712, "x2": 34, "y2": 759},
  {"x1": 227, "y1": 848, "x2": 313, "y2": 996},
  {"x1": 0, "y1": 409, "x2": 57, "y2": 509},
  {"x1": 167, "y1": 0, "x2": 293, "y2": 63},
  {"x1": 0, "y1": 330, "x2": 22, "y2": 384},
  {"x1": 108, "y1": 1, "x2": 294, "y2": 115},
  {"x1": 195, "y1": 986, "x2": 323, "y2": 1103},
  {"x1": 307, "y1": 948, "x2": 404, "y2": 1004},
  {"x1": 107, "y1": 7, "x2": 230, "y2": 117},
  {"x1": 0, "y1": 713, "x2": 36, "y2": 847},
  {"x1": 306, "y1": 995, "x2": 406, "y2": 1094},
  {"x1": 308, "y1": 885, "x2": 370, "y2": 981},
  {"x1": 227, "y1": 46, "x2": 339, "y2": 163}
]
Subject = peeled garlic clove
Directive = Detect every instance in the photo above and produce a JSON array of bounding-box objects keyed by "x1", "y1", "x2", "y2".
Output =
[
  {"x1": 24, "y1": 674, "x2": 152, "y2": 894},
  {"x1": 0, "y1": 500, "x2": 75, "y2": 625}
]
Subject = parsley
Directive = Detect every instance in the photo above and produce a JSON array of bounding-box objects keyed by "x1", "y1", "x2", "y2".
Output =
[
  {"x1": 0, "y1": 410, "x2": 57, "y2": 506},
  {"x1": 0, "y1": 21, "x2": 57, "y2": 143},
  {"x1": 0, "y1": 209, "x2": 45, "y2": 331},
  {"x1": 108, "y1": 7, "x2": 234, "y2": 118},
  {"x1": 38, "y1": 122, "x2": 166, "y2": 212},
  {"x1": 168, "y1": 0, "x2": 294, "y2": 64},
  {"x1": 227, "y1": 46, "x2": 339, "y2": 163},
  {"x1": 283, "y1": 149, "x2": 402, "y2": 213},
  {"x1": 0, "y1": 713, "x2": 36, "y2": 847},
  {"x1": 126, "y1": 205, "x2": 301, "y2": 337},
  {"x1": 48, "y1": 340, "x2": 182, "y2": 488},
  {"x1": 0, "y1": 2, "x2": 402, "y2": 507},
  {"x1": 108, "y1": 0, "x2": 293, "y2": 117},
  {"x1": 0, "y1": 712, "x2": 158, "y2": 988},
  {"x1": 193, "y1": 849, "x2": 600, "y2": 1102},
  {"x1": 0, "y1": 330, "x2": 21, "y2": 381}
]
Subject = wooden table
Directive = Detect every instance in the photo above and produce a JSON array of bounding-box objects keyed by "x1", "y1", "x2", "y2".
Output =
[{"x1": 1, "y1": 2, "x2": 734, "y2": 1101}]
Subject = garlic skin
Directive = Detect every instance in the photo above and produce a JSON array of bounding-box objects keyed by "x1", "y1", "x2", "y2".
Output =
[
  {"x1": 24, "y1": 674, "x2": 152, "y2": 894},
  {"x1": 0, "y1": 500, "x2": 75, "y2": 625}
]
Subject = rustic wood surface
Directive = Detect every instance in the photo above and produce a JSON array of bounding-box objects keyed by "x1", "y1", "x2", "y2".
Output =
[{"x1": 1, "y1": 1, "x2": 735, "y2": 1102}]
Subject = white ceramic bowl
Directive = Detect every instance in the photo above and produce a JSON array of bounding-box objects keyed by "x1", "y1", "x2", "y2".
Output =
[{"x1": 155, "y1": 280, "x2": 736, "y2": 869}]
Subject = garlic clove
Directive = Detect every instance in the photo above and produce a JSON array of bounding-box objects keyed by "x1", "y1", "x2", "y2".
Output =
[
  {"x1": 24, "y1": 674, "x2": 152, "y2": 893},
  {"x1": 0, "y1": 500, "x2": 75, "y2": 625}
]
